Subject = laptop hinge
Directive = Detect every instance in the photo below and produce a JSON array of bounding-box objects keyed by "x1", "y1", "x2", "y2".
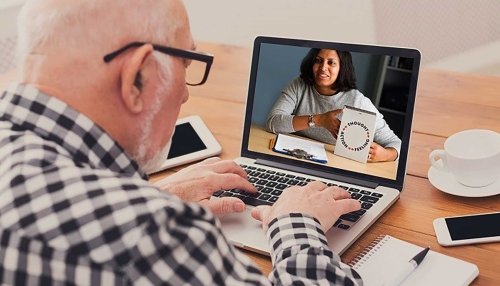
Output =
[{"x1": 255, "y1": 159, "x2": 378, "y2": 189}]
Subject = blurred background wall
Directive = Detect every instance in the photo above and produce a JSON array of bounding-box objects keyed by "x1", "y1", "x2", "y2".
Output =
[{"x1": 2, "y1": 0, "x2": 500, "y2": 76}]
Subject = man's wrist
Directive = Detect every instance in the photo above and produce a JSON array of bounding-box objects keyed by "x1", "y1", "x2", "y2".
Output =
[{"x1": 267, "y1": 213, "x2": 329, "y2": 262}]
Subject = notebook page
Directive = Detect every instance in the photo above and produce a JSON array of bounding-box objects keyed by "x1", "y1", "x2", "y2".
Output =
[
  {"x1": 274, "y1": 133, "x2": 328, "y2": 163},
  {"x1": 352, "y1": 235, "x2": 478, "y2": 286}
]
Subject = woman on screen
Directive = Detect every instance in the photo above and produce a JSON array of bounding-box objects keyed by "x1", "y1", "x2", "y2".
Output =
[{"x1": 266, "y1": 48, "x2": 401, "y2": 162}]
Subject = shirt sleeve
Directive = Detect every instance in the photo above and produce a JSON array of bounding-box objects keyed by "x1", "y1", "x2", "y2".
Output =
[
  {"x1": 358, "y1": 95, "x2": 402, "y2": 156},
  {"x1": 267, "y1": 213, "x2": 364, "y2": 285},
  {"x1": 266, "y1": 79, "x2": 301, "y2": 134},
  {"x1": 123, "y1": 202, "x2": 362, "y2": 285}
]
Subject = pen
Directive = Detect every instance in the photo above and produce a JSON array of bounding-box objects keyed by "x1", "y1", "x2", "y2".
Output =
[{"x1": 384, "y1": 247, "x2": 430, "y2": 286}]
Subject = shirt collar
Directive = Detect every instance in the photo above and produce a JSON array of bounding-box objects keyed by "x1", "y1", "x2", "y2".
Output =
[{"x1": 0, "y1": 83, "x2": 147, "y2": 180}]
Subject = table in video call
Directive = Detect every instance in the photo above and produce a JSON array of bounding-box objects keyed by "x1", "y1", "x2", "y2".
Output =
[
  {"x1": 248, "y1": 125, "x2": 398, "y2": 180},
  {"x1": 2, "y1": 42, "x2": 499, "y2": 285}
]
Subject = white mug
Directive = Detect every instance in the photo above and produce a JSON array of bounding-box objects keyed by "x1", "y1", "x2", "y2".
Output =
[{"x1": 429, "y1": 129, "x2": 500, "y2": 188}]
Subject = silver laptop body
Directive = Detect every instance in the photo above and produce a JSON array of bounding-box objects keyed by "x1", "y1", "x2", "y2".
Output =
[{"x1": 218, "y1": 36, "x2": 421, "y2": 256}]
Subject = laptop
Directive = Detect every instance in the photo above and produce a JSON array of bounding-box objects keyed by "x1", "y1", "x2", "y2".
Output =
[{"x1": 215, "y1": 36, "x2": 421, "y2": 256}]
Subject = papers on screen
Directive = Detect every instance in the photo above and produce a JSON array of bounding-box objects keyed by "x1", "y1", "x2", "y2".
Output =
[
  {"x1": 272, "y1": 133, "x2": 328, "y2": 164},
  {"x1": 334, "y1": 105, "x2": 376, "y2": 163}
]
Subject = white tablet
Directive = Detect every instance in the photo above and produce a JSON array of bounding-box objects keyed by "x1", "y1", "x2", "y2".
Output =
[{"x1": 150, "y1": 115, "x2": 222, "y2": 173}]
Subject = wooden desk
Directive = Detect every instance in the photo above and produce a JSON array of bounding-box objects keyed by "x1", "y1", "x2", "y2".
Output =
[
  {"x1": 248, "y1": 124, "x2": 397, "y2": 179},
  {"x1": 2, "y1": 43, "x2": 499, "y2": 285}
]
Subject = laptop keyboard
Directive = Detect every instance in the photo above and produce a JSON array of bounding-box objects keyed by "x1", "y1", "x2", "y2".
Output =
[{"x1": 213, "y1": 164, "x2": 384, "y2": 231}]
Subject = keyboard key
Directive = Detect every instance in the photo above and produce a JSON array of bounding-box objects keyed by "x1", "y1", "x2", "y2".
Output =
[
  {"x1": 243, "y1": 191, "x2": 260, "y2": 198},
  {"x1": 288, "y1": 180, "x2": 300, "y2": 186},
  {"x1": 361, "y1": 202, "x2": 373, "y2": 210},
  {"x1": 327, "y1": 183, "x2": 337, "y2": 187},
  {"x1": 340, "y1": 214, "x2": 361, "y2": 222},
  {"x1": 257, "y1": 168, "x2": 267, "y2": 172},
  {"x1": 360, "y1": 196, "x2": 379, "y2": 204},
  {"x1": 350, "y1": 188, "x2": 360, "y2": 193},
  {"x1": 246, "y1": 166, "x2": 256, "y2": 170},
  {"x1": 295, "y1": 176, "x2": 306, "y2": 181},
  {"x1": 265, "y1": 170, "x2": 276, "y2": 174},
  {"x1": 338, "y1": 185, "x2": 349, "y2": 190},
  {"x1": 305, "y1": 178, "x2": 313, "y2": 182},
  {"x1": 350, "y1": 193, "x2": 362, "y2": 200},
  {"x1": 360, "y1": 190, "x2": 372, "y2": 195},
  {"x1": 337, "y1": 224, "x2": 350, "y2": 230},
  {"x1": 297, "y1": 181, "x2": 308, "y2": 186},
  {"x1": 242, "y1": 197, "x2": 272, "y2": 206},
  {"x1": 248, "y1": 177, "x2": 259, "y2": 184},
  {"x1": 275, "y1": 183, "x2": 288, "y2": 190},
  {"x1": 258, "y1": 173, "x2": 270, "y2": 179},
  {"x1": 258, "y1": 194, "x2": 271, "y2": 201},
  {"x1": 334, "y1": 219, "x2": 342, "y2": 226},
  {"x1": 350, "y1": 209, "x2": 366, "y2": 216},
  {"x1": 261, "y1": 187, "x2": 273, "y2": 194},
  {"x1": 266, "y1": 181, "x2": 278, "y2": 188},
  {"x1": 276, "y1": 172, "x2": 286, "y2": 176},
  {"x1": 213, "y1": 190, "x2": 224, "y2": 197},
  {"x1": 249, "y1": 171, "x2": 261, "y2": 177},
  {"x1": 271, "y1": 190, "x2": 283, "y2": 196},
  {"x1": 255, "y1": 185, "x2": 264, "y2": 191},
  {"x1": 268, "y1": 175, "x2": 280, "y2": 181},
  {"x1": 256, "y1": 179, "x2": 268, "y2": 185},
  {"x1": 372, "y1": 192, "x2": 383, "y2": 198},
  {"x1": 239, "y1": 164, "x2": 247, "y2": 168},
  {"x1": 220, "y1": 192, "x2": 233, "y2": 197},
  {"x1": 277, "y1": 177, "x2": 289, "y2": 184}
]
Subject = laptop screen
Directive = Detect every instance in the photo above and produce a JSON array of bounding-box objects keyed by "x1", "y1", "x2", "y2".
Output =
[{"x1": 241, "y1": 37, "x2": 421, "y2": 190}]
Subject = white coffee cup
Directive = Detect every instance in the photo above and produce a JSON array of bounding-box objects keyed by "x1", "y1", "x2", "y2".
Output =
[{"x1": 429, "y1": 129, "x2": 500, "y2": 188}]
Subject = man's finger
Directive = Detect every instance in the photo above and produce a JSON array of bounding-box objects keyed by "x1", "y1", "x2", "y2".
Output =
[
  {"x1": 251, "y1": 205, "x2": 271, "y2": 222},
  {"x1": 206, "y1": 173, "x2": 257, "y2": 194},
  {"x1": 201, "y1": 197, "x2": 246, "y2": 215},
  {"x1": 322, "y1": 186, "x2": 351, "y2": 200},
  {"x1": 197, "y1": 157, "x2": 221, "y2": 165},
  {"x1": 205, "y1": 160, "x2": 248, "y2": 178},
  {"x1": 334, "y1": 199, "x2": 361, "y2": 216}
]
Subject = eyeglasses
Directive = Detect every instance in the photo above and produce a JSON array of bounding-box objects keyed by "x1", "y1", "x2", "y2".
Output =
[{"x1": 103, "y1": 42, "x2": 214, "y2": 86}]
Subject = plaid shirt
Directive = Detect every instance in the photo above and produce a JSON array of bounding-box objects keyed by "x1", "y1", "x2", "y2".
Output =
[{"x1": 0, "y1": 83, "x2": 363, "y2": 285}]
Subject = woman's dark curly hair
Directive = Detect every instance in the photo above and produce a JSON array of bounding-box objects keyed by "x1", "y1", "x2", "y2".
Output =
[{"x1": 300, "y1": 48, "x2": 357, "y2": 92}]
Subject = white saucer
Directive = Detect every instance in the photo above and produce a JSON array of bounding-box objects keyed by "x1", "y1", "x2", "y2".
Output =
[{"x1": 428, "y1": 167, "x2": 500, "y2": 197}]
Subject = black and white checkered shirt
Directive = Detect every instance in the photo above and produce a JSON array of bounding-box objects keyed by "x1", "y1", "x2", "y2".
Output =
[{"x1": 0, "y1": 83, "x2": 363, "y2": 285}]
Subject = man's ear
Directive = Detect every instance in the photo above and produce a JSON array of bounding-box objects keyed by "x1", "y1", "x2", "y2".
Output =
[{"x1": 120, "y1": 44, "x2": 154, "y2": 114}]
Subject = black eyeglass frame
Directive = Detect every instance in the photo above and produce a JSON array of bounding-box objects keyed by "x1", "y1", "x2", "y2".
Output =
[{"x1": 103, "y1": 42, "x2": 214, "y2": 86}]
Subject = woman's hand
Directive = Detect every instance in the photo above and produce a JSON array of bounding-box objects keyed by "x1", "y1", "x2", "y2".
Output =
[
  {"x1": 317, "y1": 109, "x2": 343, "y2": 138},
  {"x1": 368, "y1": 143, "x2": 398, "y2": 162}
]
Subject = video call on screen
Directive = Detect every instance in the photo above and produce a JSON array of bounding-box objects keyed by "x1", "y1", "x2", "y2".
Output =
[{"x1": 248, "y1": 42, "x2": 416, "y2": 180}]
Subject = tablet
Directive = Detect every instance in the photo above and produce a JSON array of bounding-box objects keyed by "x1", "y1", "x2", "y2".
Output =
[{"x1": 150, "y1": 115, "x2": 222, "y2": 173}]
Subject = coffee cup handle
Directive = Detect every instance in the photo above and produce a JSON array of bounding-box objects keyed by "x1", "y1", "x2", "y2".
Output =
[{"x1": 429, "y1": 150, "x2": 447, "y2": 171}]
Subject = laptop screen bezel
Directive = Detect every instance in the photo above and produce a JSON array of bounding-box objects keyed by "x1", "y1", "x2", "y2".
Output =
[{"x1": 240, "y1": 36, "x2": 421, "y2": 191}]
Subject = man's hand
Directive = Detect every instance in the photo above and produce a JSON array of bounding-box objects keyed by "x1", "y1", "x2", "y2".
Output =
[
  {"x1": 317, "y1": 109, "x2": 343, "y2": 138},
  {"x1": 368, "y1": 143, "x2": 398, "y2": 162},
  {"x1": 155, "y1": 157, "x2": 256, "y2": 216},
  {"x1": 251, "y1": 181, "x2": 361, "y2": 233}
]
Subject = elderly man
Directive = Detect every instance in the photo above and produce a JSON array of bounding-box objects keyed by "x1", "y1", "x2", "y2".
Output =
[{"x1": 0, "y1": 0, "x2": 362, "y2": 285}]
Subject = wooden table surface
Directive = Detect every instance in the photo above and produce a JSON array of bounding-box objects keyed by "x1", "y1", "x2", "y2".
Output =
[
  {"x1": 248, "y1": 124, "x2": 398, "y2": 180},
  {"x1": 2, "y1": 42, "x2": 499, "y2": 285}
]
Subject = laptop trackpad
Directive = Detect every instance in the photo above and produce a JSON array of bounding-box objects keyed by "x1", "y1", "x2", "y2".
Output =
[{"x1": 219, "y1": 208, "x2": 271, "y2": 255}]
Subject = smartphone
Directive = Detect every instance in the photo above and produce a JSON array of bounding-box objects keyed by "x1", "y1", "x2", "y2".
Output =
[
  {"x1": 433, "y1": 212, "x2": 500, "y2": 246},
  {"x1": 148, "y1": 115, "x2": 222, "y2": 174}
]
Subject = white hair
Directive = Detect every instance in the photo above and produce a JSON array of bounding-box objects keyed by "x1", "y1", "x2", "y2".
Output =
[
  {"x1": 132, "y1": 52, "x2": 174, "y2": 172},
  {"x1": 16, "y1": 0, "x2": 181, "y2": 65}
]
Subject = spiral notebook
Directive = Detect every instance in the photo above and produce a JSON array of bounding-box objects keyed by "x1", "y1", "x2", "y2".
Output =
[{"x1": 349, "y1": 235, "x2": 478, "y2": 286}]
